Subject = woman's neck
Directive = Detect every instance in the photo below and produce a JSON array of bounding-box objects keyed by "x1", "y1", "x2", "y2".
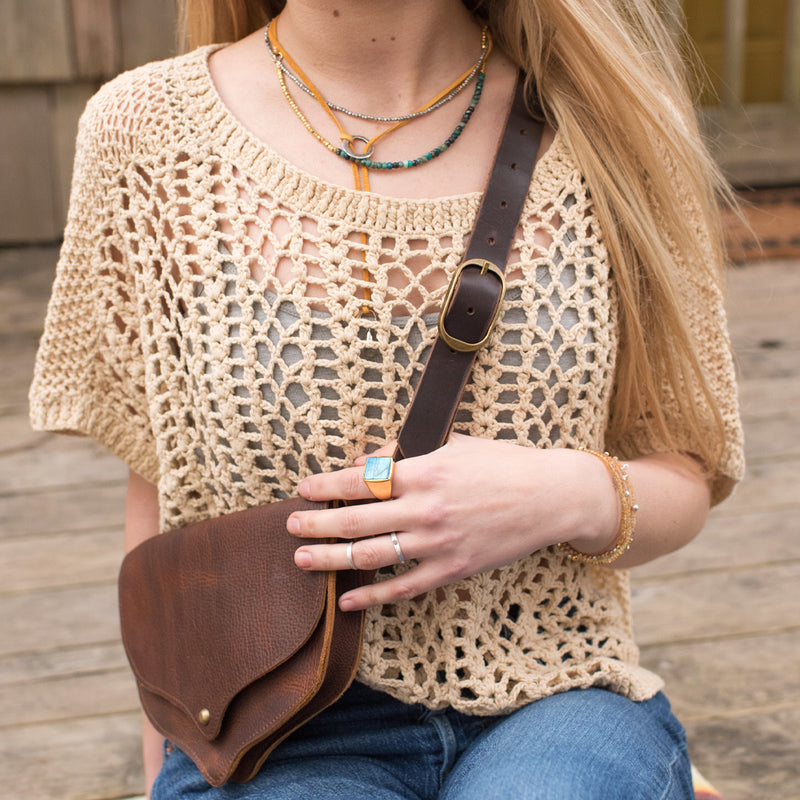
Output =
[{"x1": 274, "y1": 0, "x2": 484, "y2": 118}]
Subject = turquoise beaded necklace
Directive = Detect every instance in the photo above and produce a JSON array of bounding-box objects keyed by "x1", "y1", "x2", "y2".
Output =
[{"x1": 331, "y1": 73, "x2": 485, "y2": 170}]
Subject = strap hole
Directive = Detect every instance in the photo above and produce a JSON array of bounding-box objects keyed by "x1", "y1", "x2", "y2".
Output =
[
  {"x1": 487, "y1": 236, "x2": 495, "y2": 246},
  {"x1": 510, "y1": 163, "x2": 518, "y2": 170},
  {"x1": 520, "y1": 128, "x2": 527, "y2": 135},
  {"x1": 466, "y1": 307, "x2": 475, "y2": 315},
  {"x1": 500, "y1": 200, "x2": 508, "y2": 209}
]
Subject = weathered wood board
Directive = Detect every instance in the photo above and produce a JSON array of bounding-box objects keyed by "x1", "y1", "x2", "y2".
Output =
[
  {"x1": 1, "y1": 250, "x2": 798, "y2": 799},
  {"x1": 0, "y1": 0, "x2": 72, "y2": 82}
]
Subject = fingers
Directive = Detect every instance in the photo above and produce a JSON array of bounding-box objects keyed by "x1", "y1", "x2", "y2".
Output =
[
  {"x1": 295, "y1": 531, "x2": 414, "y2": 574},
  {"x1": 297, "y1": 465, "x2": 373, "y2": 504},
  {"x1": 287, "y1": 494, "x2": 410, "y2": 540},
  {"x1": 297, "y1": 459, "x2": 401, "y2": 504},
  {"x1": 288, "y1": 437, "x2": 463, "y2": 611},
  {"x1": 338, "y1": 560, "x2": 450, "y2": 612},
  {"x1": 298, "y1": 442, "x2": 400, "y2": 503},
  {"x1": 294, "y1": 531, "x2": 451, "y2": 613}
]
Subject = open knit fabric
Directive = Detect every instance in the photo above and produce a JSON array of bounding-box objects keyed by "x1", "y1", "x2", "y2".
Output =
[{"x1": 30, "y1": 47, "x2": 744, "y2": 714}]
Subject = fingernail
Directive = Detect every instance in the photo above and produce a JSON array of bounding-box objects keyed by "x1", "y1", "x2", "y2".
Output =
[
  {"x1": 339, "y1": 595, "x2": 355, "y2": 611},
  {"x1": 287, "y1": 516, "x2": 300, "y2": 534},
  {"x1": 297, "y1": 480, "x2": 311, "y2": 499},
  {"x1": 295, "y1": 549, "x2": 311, "y2": 569}
]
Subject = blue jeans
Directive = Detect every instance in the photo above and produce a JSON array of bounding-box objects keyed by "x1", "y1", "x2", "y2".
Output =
[{"x1": 152, "y1": 682, "x2": 693, "y2": 799}]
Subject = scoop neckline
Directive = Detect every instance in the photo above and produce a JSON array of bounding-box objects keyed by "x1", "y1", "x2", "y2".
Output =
[{"x1": 176, "y1": 44, "x2": 568, "y2": 228}]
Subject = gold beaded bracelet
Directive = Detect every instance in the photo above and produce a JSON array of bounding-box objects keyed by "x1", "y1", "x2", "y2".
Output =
[{"x1": 558, "y1": 447, "x2": 638, "y2": 565}]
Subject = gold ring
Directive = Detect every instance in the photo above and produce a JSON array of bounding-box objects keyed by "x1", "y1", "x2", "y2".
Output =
[{"x1": 363, "y1": 456, "x2": 394, "y2": 501}]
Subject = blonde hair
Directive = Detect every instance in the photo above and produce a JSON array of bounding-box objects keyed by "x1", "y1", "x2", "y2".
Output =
[
  {"x1": 177, "y1": 0, "x2": 277, "y2": 49},
  {"x1": 177, "y1": 0, "x2": 731, "y2": 472}
]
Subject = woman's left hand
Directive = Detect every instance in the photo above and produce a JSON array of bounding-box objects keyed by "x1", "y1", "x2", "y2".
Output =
[{"x1": 287, "y1": 433, "x2": 618, "y2": 611}]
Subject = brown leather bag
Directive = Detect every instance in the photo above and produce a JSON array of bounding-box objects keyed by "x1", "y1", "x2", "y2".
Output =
[
  {"x1": 118, "y1": 77, "x2": 543, "y2": 787},
  {"x1": 119, "y1": 498, "x2": 365, "y2": 785}
]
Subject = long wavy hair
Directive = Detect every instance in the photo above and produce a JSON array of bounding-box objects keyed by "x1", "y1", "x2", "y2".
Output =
[{"x1": 177, "y1": 0, "x2": 732, "y2": 472}]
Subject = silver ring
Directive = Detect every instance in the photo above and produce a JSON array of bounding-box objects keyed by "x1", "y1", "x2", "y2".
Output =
[
  {"x1": 346, "y1": 541, "x2": 356, "y2": 570},
  {"x1": 341, "y1": 135, "x2": 375, "y2": 161},
  {"x1": 390, "y1": 532, "x2": 406, "y2": 564}
]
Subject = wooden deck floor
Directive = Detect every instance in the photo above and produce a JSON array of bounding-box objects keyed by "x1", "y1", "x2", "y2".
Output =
[{"x1": 1, "y1": 247, "x2": 798, "y2": 800}]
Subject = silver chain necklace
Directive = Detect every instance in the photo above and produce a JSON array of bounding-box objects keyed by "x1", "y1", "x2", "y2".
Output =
[{"x1": 264, "y1": 28, "x2": 489, "y2": 124}]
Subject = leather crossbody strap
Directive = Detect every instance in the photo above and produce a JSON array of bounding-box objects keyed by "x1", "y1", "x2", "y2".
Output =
[{"x1": 396, "y1": 76, "x2": 544, "y2": 460}]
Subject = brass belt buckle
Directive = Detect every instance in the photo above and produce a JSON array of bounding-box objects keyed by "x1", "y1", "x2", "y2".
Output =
[{"x1": 437, "y1": 259, "x2": 506, "y2": 352}]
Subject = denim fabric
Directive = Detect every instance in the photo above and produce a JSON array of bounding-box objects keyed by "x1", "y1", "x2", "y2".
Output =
[{"x1": 152, "y1": 682, "x2": 693, "y2": 799}]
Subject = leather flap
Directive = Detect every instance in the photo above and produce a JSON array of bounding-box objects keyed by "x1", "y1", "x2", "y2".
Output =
[{"x1": 119, "y1": 497, "x2": 329, "y2": 741}]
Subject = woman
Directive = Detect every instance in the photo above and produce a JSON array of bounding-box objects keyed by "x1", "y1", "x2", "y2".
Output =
[{"x1": 30, "y1": 0, "x2": 743, "y2": 797}]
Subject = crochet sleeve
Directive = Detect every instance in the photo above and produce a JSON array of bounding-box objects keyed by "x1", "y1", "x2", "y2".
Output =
[
  {"x1": 607, "y1": 234, "x2": 745, "y2": 507},
  {"x1": 29, "y1": 93, "x2": 159, "y2": 484}
]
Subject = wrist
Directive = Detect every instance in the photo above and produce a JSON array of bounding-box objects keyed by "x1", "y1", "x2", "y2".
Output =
[{"x1": 559, "y1": 448, "x2": 638, "y2": 564}]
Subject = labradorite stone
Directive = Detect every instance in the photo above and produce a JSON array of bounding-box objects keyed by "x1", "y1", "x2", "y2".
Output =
[{"x1": 364, "y1": 456, "x2": 393, "y2": 482}]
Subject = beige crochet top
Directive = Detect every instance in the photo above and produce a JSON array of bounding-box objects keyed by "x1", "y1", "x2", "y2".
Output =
[{"x1": 30, "y1": 47, "x2": 744, "y2": 714}]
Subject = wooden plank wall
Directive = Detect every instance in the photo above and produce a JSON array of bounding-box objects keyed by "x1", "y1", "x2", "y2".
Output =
[
  {"x1": 3, "y1": 1, "x2": 799, "y2": 245},
  {"x1": 682, "y1": 0, "x2": 799, "y2": 107},
  {"x1": 0, "y1": 0, "x2": 177, "y2": 245}
]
